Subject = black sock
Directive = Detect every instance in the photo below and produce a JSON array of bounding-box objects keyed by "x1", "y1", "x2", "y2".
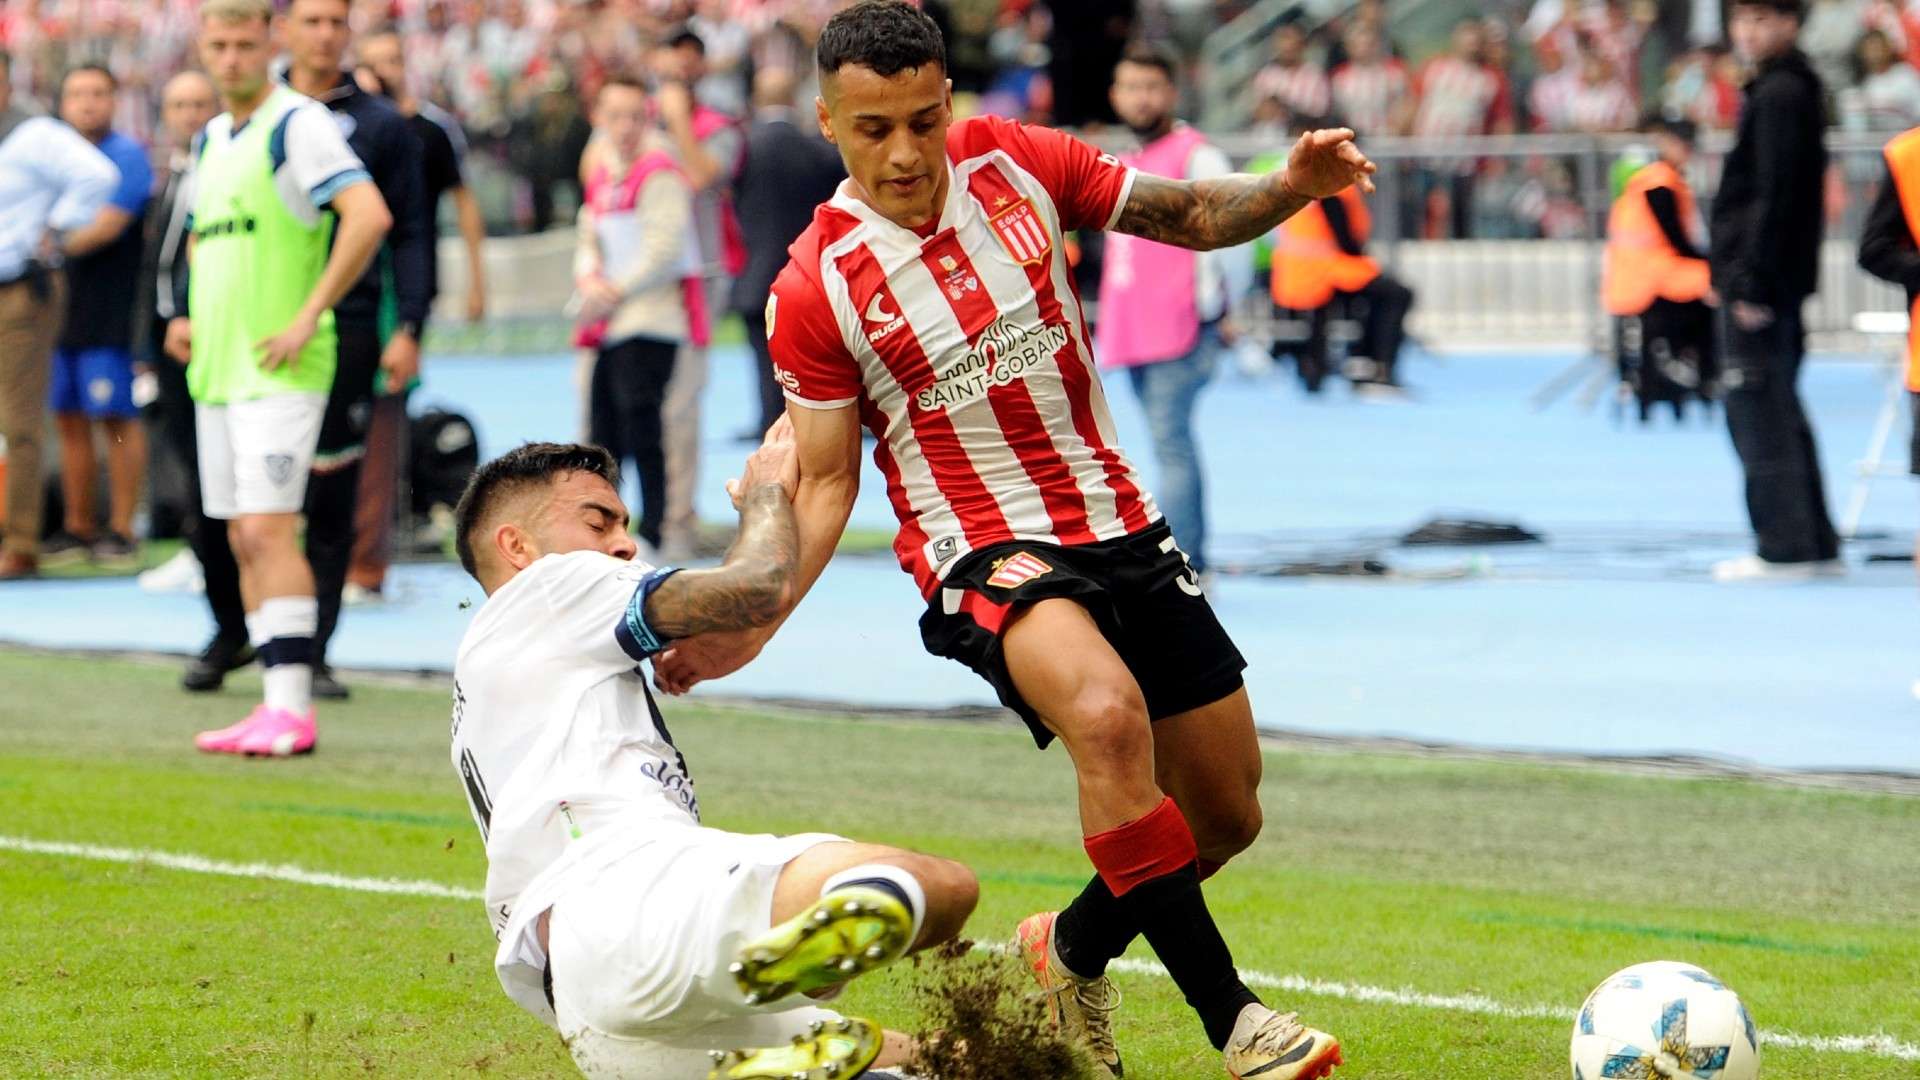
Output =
[
  {"x1": 1054, "y1": 874, "x2": 1138, "y2": 979},
  {"x1": 1120, "y1": 862, "x2": 1261, "y2": 1050}
]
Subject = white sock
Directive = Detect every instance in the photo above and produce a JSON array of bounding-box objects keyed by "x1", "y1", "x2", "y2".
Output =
[
  {"x1": 821, "y1": 863, "x2": 928, "y2": 948},
  {"x1": 254, "y1": 595, "x2": 317, "y2": 715},
  {"x1": 245, "y1": 611, "x2": 268, "y2": 649}
]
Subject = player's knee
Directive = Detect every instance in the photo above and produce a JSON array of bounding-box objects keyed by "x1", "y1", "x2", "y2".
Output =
[
  {"x1": 1198, "y1": 800, "x2": 1263, "y2": 860},
  {"x1": 1059, "y1": 689, "x2": 1153, "y2": 774}
]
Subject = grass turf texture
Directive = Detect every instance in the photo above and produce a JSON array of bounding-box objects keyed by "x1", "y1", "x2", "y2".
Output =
[{"x1": 1, "y1": 649, "x2": 1915, "y2": 1078}]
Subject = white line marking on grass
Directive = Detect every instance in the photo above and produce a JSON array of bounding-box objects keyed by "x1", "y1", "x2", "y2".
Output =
[
  {"x1": 6, "y1": 834, "x2": 1915, "y2": 1063},
  {"x1": 0, "y1": 835, "x2": 482, "y2": 901}
]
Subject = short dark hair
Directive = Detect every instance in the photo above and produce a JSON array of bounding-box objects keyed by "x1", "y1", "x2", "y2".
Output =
[
  {"x1": 1732, "y1": 0, "x2": 1803, "y2": 16},
  {"x1": 816, "y1": 0, "x2": 946, "y2": 79},
  {"x1": 1640, "y1": 111, "x2": 1697, "y2": 144},
  {"x1": 666, "y1": 26, "x2": 706, "y2": 55},
  {"x1": 61, "y1": 63, "x2": 117, "y2": 94},
  {"x1": 1117, "y1": 42, "x2": 1178, "y2": 83},
  {"x1": 454, "y1": 442, "x2": 620, "y2": 579}
]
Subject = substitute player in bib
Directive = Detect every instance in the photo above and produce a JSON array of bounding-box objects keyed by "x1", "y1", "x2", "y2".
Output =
[
  {"x1": 167, "y1": 0, "x2": 392, "y2": 756},
  {"x1": 451, "y1": 432, "x2": 976, "y2": 1080},
  {"x1": 653, "y1": 4, "x2": 1375, "y2": 1077}
]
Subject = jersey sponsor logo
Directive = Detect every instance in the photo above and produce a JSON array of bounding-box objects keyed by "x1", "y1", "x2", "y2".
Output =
[
  {"x1": 864, "y1": 293, "x2": 907, "y2": 343},
  {"x1": 264, "y1": 453, "x2": 295, "y2": 487},
  {"x1": 914, "y1": 317, "x2": 1068, "y2": 413},
  {"x1": 772, "y1": 364, "x2": 801, "y2": 394},
  {"x1": 986, "y1": 551, "x2": 1054, "y2": 589},
  {"x1": 989, "y1": 197, "x2": 1051, "y2": 265}
]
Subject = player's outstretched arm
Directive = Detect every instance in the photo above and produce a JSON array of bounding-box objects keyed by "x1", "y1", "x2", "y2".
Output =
[
  {"x1": 642, "y1": 421, "x2": 802, "y2": 639},
  {"x1": 1114, "y1": 127, "x2": 1377, "y2": 252},
  {"x1": 649, "y1": 406, "x2": 860, "y2": 694}
]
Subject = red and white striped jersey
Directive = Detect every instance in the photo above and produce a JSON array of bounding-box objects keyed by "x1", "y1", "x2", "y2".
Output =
[
  {"x1": 768, "y1": 115, "x2": 1161, "y2": 597},
  {"x1": 1330, "y1": 59, "x2": 1410, "y2": 136},
  {"x1": 1254, "y1": 61, "x2": 1334, "y2": 121}
]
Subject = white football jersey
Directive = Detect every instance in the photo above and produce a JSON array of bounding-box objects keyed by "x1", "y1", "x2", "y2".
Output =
[{"x1": 451, "y1": 550, "x2": 695, "y2": 1020}]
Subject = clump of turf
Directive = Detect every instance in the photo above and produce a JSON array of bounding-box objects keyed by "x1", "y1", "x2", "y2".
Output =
[{"x1": 905, "y1": 941, "x2": 1095, "y2": 1080}]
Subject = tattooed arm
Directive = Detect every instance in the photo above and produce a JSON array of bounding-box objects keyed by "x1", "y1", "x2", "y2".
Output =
[
  {"x1": 1114, "y1": 128, "x2": 1378, "y2": 251},
  {"x1": 641, "y1": 421, "x2": 801, "y2": 637}
]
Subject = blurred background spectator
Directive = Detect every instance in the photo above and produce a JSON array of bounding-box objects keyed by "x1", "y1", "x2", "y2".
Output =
[{"x1": 12, "y1": 0, "x2": 1920, "y2": 241}]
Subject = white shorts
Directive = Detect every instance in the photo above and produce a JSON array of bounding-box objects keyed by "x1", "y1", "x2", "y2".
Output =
[
  {"x1": 548, "y1": 827, "x2": 852, "y2": 1079},
  {"x1": 195, "y1": 394, "x2": 327, "y2": 519}
]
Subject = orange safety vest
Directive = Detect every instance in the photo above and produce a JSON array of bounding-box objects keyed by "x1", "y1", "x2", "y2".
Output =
[
  {"x1": 1270, "y1": 188, "x2": 1380, "y2": 310},
  {"x1": 1602, "y1": 160, "x2": 1711, "y2": 317},
  {"x1": 1883, "y1": 127, "x2": 1920, "y2": 392}
]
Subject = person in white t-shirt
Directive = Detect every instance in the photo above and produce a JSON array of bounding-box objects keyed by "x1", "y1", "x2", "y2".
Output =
[{"x1": 450, "y1": 428, "x2": 977, "y2": 1080}]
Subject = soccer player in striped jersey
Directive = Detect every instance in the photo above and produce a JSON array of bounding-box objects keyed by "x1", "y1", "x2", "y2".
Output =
[{"x1": 654, "y1": 3, "x2": 1374, "y2": 1077}]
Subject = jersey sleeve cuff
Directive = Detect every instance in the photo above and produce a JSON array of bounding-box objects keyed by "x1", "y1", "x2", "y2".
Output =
[
  {"x1": 614, "y1": 566, "x2": 683, "y2": 661},
  {"x1": 1103, "y1": 167, "x2": 1138, "y2": 232},
  {"x1": 310, "y1": 167, "x2": 372, "y2": 208},
  {"x1": 783, "y1": 389, "x2": 859, "y2": 410}
]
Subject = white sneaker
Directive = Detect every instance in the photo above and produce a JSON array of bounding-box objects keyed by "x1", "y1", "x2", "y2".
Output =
[
  {"x1": 1223, "y1": 1003, "x2": 1342, "y2": 1080},
  {"x1": 342, "y1": 583, "x2": 386, "y2": 607},
  {"x1": 138, "y1": 548, "x2": 204, "y2": 594},
  {"x1": 1711, "y1": 556, "x2": 1846, "y2": 583}
]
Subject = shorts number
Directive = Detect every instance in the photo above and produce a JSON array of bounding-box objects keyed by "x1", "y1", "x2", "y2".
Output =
[{"x1": 1158, "y1": 536, "x2": 1204, "y2": 597}]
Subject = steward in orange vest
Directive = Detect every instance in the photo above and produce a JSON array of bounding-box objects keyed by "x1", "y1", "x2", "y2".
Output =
[
  {"x1": 1269, "y1": 184, "x2": 1416, "y2": 395},
  {"x1": 1858, "y1": 123, "x2": 1920, "y2": 481},
  {"x1": 1603, "y1": 116, "x2": 1717, "y2": 422}
]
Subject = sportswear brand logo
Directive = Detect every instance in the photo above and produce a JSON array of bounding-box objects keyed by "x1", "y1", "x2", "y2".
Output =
[
  {"x1": 914, "y1": 317, "x2": 1068, "y2": 413},
  {"x1": 864, "y1": 292, "x2": 908, "y2": 343},
  {"x1": 932, "y1": 536, "x2": 959, "y2": 564},
  {"x1": 264, "y1": 453, "x2": 295, "y2": 487},
  {"x1": 986, "y1": 551, "x2": 1053, "y2": 589}
]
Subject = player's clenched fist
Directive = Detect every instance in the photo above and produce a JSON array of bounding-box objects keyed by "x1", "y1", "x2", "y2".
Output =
[
  {"x1": 1284, "y1": 127, "x2": 1378, "y2": 198},
  {"x1": 728, "y1": 414, "x2": 800, "y2": 510}
]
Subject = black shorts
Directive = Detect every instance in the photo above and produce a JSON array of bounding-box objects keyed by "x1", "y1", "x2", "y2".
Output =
[{"x1": 919, "y1": 520, "x2": 1247, "y2": 749}]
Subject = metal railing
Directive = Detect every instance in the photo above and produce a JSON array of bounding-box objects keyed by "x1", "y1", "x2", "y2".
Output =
[{"x1": 1206, "y1": 130, "x2": 1909, "y2": 351}]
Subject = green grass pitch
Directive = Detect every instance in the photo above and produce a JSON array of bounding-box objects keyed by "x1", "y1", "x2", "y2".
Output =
[{"x1": 2, "y1": 649, "x2": 1916, "y2": 1078}]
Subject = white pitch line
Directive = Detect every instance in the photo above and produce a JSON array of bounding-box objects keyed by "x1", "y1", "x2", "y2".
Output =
[
  {"x1": 0, "y1": 835, "x2": 482, "y2": 901},
  {"x1": 6, "y1": 834, "x2": 1915, "y2": 1063}
]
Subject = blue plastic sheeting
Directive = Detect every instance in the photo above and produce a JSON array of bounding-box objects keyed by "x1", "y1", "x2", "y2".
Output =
[{"x1": 2, "y1": 346, "x2": 1913, "y2": 772}]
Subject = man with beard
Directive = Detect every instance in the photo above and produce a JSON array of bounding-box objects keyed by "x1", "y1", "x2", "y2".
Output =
[{"x1": 1094, "y1": 44, "x2": 1250, "y2": 579}]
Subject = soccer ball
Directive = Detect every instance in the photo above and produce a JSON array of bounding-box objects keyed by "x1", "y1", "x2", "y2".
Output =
[{"x1": 1570, "y1": 961, "x2": 1761, "y2": 1079}]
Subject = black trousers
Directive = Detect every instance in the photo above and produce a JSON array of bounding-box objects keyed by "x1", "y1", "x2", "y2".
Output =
[
  {"x1": 1344, "y1": 274, "x2": 1415, "y2": 384},
  {"x1": 1621, "y1": 299, "x2": 1717, "y2": 420},
  {"x1": 740, "y1": 307, "x2": 785, "y2": 434},
  {"x1": 149, "y1": 317, "x2": 247, "y2": 645},
  {"x1": 196, "y1": 316, "x2": 381, "y2": 662},
  {"x1": 1721, "y1": 304, "x2": 1840, "y2": 564},
  {"x1": 589, "y1": 336, "x2": 676, "y2": 549}
]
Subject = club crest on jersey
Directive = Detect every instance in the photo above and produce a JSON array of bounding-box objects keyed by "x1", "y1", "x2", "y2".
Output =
[
  {"x1": 989, "y1": 197, "x2": 1051, "y2": 265},
  {"x1": 986, "y1": 551, "x2": 1053, "y2": 589}
]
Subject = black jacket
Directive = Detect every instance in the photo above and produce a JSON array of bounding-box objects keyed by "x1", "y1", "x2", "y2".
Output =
[
  {"x1": 1709, "y1": 49, "x2": 1827, "y2": 306},
  {"x1": 729, "y1": 110, "x2": 845, "y2": 315},
  {"x1": 294, "y1": 71, "x2": 432, "y2": 329},
  {"x1": 1859, "y1": 158, "x2": 1920, "y2": 309}
]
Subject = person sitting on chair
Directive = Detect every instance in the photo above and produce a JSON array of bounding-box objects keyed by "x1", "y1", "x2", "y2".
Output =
[{"x1": 1603, "y1": 115, "x2": 1717, "y2": 422}]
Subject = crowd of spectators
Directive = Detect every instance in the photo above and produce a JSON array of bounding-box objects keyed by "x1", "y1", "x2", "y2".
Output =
[{"x1": 16, "y1": 0, "x2": 1920, "y2": 240}]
